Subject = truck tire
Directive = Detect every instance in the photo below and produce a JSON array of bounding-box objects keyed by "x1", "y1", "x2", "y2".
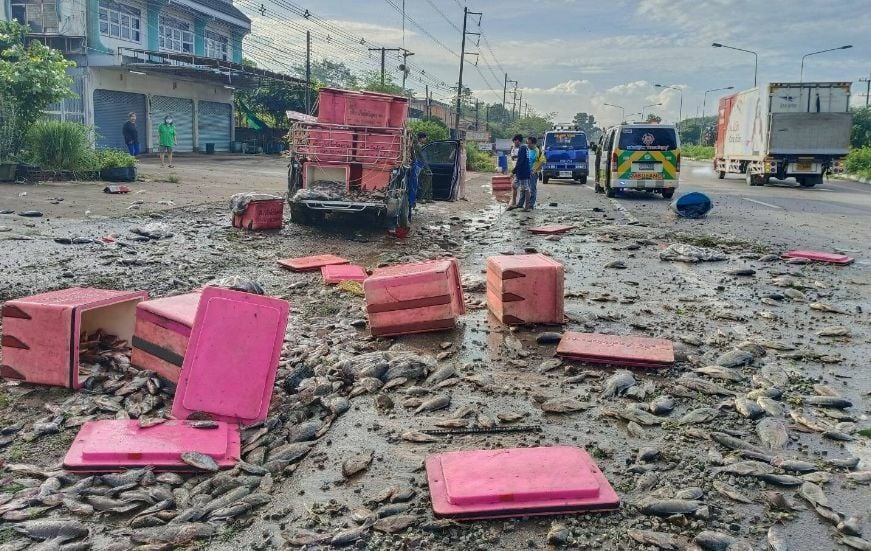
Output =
[
  {"x1": 290, "y1": 203, "x2": 313, "y2": 225},
  {"x1": 605, "y1": 184, "x2": 616, "y2": 198},
  {"x1": 717, "y1": 170, "x2": 726, "y2": 180},
  {"x1": 594, "y1": 180, "x2": 604, "y2": 193},
  {"x1": 542, "y1": 176, "x2": 549, "y2": 185},
  {"x1": 661, "y1": 188, "x2": 675, "y2": 199},
  {"x1": 799, "y1": 175, "x2": 821, "y2": 187},
  {"x1": 397, "y1": 192, "x2": 410, "y2": 228}
]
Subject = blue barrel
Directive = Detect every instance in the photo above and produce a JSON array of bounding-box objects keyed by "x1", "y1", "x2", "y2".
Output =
[
  {"x1": 498, "y1": 153, "x2": 508, "y2": 173},
  {"x1": 671, "y1": 191, "x2": 712, "y2": 218}
]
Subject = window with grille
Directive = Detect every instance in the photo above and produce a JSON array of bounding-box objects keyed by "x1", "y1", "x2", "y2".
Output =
[
  {"x1": 204, "y1": 30, "x2": 229, "y2": 60},
  {"x1": 10, "y1": 0, "x2": 60, "y2": 33},
  {"x1": 98, "y1": 0, "x2": 141, "y2": 42},
  {"x1": 159, "y1": 15, "x2": 193, "y2": 54}
]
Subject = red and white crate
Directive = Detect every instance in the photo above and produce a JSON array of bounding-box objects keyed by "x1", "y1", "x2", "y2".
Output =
[{"x1": 486, "y1": 254, "x2": 564, "y2": 325}]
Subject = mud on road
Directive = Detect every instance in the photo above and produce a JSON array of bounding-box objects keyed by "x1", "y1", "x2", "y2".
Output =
[{"x1": 0, "y1": 169, "x2": 869, "y2": 550}]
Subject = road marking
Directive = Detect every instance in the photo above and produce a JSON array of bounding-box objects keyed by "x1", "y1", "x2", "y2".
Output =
[
  {"x1": 742, "y1": 197, "x2": 783, "y2": 209},
  {"x1": 810, "y1": 188, "x2": 832, "y2": 192},
  {"x1": 609, "y1": 198, "x2": 639, "y2": 224}
]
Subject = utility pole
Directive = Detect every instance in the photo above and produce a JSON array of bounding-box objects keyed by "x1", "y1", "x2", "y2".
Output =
[
  {"x1": 511, "y1": 84, "x2": 518, "y2": 120},
  {"x1": 518, "y1": 91, "x2": 523, "y2": 119},
  {"x1": 424, "y1": 85, "x2": 429, "y2": 118},
  {"x1": 503, "y1": 73, "x2": 508, "y2": 113},
  {"x1": 305, "y1": 31, "x2": 311, "y2": 114},
  {"x1": 400, "y1": 48, "x2": 414, "y2": 94},
  {"x1": 861, "y1": 76, "x2": 871, "y2": 108},
  {"x1": 475, "y1": 101, "x2": 480, "y2": 130},
  {"x1": 368, "y1": 47, "x2": 403, "y2": 87},
  {"x1": 454, "y1": 6, "x2": 482, "y2": 133}
]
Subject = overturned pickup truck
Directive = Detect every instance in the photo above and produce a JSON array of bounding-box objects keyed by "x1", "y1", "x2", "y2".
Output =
[{"x1": 287, "y1": 88, "x2": 464, "y2": 228}]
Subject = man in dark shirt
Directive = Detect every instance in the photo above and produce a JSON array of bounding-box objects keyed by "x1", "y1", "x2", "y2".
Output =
[
  {"x1": 508, "y1": 133, "x2": 530, "y2": 210},
  {"x1": 122, "y1": 112, "x2": 139, "y2": 156}
]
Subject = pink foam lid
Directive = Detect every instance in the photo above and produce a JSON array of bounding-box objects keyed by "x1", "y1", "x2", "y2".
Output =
[
  {"x1": 278, "y1": 254, "x2": 349, "y2": 272},
  {"x1": 321, "y1": 264, "x2": 367, "y2": 283},
  {"x1": 172, "y1": 287, "x2": 289, "y2": 424},
  {"x1": 782, "y1": 250, "x2": 854, "y2": 264},
  {"x1": 439, "y1": 447, "x2": 600, "y2": 505}
]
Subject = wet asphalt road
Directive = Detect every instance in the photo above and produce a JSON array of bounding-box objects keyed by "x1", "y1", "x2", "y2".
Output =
[{"x1": 534, "y1": 161, "x2": 871, "y2": 265}]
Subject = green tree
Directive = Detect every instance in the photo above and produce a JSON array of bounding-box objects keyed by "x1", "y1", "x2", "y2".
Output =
[
  {"x1": 646, "y1": 113, "x2": 662, "y2": 123},
  {"x1": 679, "y1": 116, "x2": 716, "y2": 145},
  {"x1": 506, "y1": 114, "x2": 555, "y2": 140},
  {"x1": 0, "y1": 20, "x2": 74, "y2": 143},
  {"x1": 236, "y1": 82, "x2": 315, "y2": 128},
  {"x1": 408, "y1": 117, "x2": 448, "y2": 142},
  {"x1": 572, "y1": 112, "x2": 597, "y2": 133},
  {"x1": 293, "y1": 59, "x2": 359, "y2": 89},
  {"x1": 359, "y1": 71, "x2": 404, "y2": 95},
  {"x1": 851, "y1": 106, "x2": 871, "y2": 148}
]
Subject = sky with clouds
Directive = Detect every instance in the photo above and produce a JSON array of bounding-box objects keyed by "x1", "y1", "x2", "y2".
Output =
[{"x1": 239, "y1": 0, "x2": 871, "y2": 128}]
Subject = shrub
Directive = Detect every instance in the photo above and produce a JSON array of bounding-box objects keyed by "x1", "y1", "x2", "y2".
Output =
[
  {"x1": 466, "y1": 143, "x2": 495, "y2": 172},
  {"x1": 25, "y1": 120, "x2": 95, "y2": 172},
  {"x1": 682, "y1": 144, "x2": 714, "y2": 160},
  {"x1": 846, "y1": 146, "x2": 871, "y2": 178},
  {"x1": 408, "y1": 118, "x2": 449, "y2": 142},
  {"x1": 98, "y1": 148, "x2": 136, "y2": 169},
  {"x1": 0, "y1": 98, "x2": 21, "y2": 162}
]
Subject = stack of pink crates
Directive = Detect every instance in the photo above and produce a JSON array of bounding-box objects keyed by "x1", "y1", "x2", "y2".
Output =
[
  {"x1": 486, "y1": 254, "x2": 565, "y2": 325},
  {"x1": 130, "y1": 291, "x2": 202, "y2": 383},
  {"x1": 363, "y1": 258, "x2": 465, "y2": 337},
  {"x1": 292, "y1": 88, "x2": 408, "y2": 194}
]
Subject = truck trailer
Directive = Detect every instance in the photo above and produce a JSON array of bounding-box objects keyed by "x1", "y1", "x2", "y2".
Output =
[{"x1": 714, "y1": 82, "x2": 852, "y2": 187}]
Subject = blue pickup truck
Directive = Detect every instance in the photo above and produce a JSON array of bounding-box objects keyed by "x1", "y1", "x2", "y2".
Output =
[{"x1": 542, "y1": 129, "x2": 589, "y2": 184}]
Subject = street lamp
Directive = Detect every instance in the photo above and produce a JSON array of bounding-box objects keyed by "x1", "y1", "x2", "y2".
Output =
[
  {"x1": 701, "y1": 86, "x2": 734, "y2": 144},
  {"x1": 625, "y1": 112, "x2": 641, "y2": 122},
  {"x1": 800, "y1": 45, "x2": 852, "y2": 83},
  {"x1": 603, "y1": 103, "x2": 625, "y2": 123},
  {"x1": 642, "y1": 103, "x2": 662, "y2": 120},
  {"x1": 655, "y1": 84, "x2": 683, "y2": 132},
  {"x1": 711, "y1": 43, "x2": 758, "y2": 87}
]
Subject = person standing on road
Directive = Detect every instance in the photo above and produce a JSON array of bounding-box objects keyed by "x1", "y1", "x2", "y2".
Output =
[
  {"x1": 122, "y1": 112, "x2": 140, "y2": 156},
  {"x1": 527, "y1": 136, "x2": 544, "y2": 209},
  {"x1": 508, "y1": 133, "x2": 530, "y2": 211},
  {"x1": 158, "y1": 115, "x2": 177, "y2": 168}
]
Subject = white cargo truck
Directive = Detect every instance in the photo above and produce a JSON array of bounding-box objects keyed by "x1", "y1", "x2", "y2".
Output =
[{"x1": 714, "y1": 82, "x2": 852, "y2": 187}]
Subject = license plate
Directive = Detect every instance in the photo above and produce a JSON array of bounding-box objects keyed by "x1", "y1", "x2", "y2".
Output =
[
  {"x1": 797, "y1": 162, "x2": 813, "y2": 171},
  {"x1": 630, "y1": 173, "x2": 661, "y2": 180},
  {"x1": 632, "y1": 162, "x2": 661, "y2": 172},
  {"x1": 559, "y1": 171, "x2": 572, "y2": 177}
]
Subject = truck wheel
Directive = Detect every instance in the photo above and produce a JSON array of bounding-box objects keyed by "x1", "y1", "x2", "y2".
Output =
[
  {"x1": 661, "y1": 189, "x2": 675, "y2": 199},
  {"x1": 290, "y1": 203, "x2": 313, "y2": 225},
  {"x1": 542, "y1": 176, "x2": 550, "y2": 185},
  {"x1": 605, "y1": 184, "x2": 616, "y2": 198},
  {"x1": 594, "y1": 181, "x2": 604, "y2": 193},
  {"x1": 717, "y1": 171, "x2": 726, "y2": 180},
  {"x1": 799, "y1": 175, "x2": 821, "y2": 187},
  {"x1": 397, "y1": 192, "x2": 410, "y2": 228}
]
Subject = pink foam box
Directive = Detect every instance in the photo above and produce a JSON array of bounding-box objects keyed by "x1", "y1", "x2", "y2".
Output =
[
  {"x1": 557, "y1": 332, "x2": 674, "y2": 368},
  {"x1": 360, "y1": 167, "x2": 392, "y2": 191},
  {"x1": 278, "y1": 254, "x2": 349, "y2": 272},
  {"x1": 1, "y1": 288, "x2": 147, "y2": 389},
  {"x1": 304, "y1": 127, "x2": 354, "y2": 163},
  {"x1": 130, "y1": 291, "x2": 202, "y2": 383},
  {"x1": 356, "y1": 130, "x2": 403, "y2": 166},
  {"x1": 317, "y1": 88, "x2": 391, "y2": 127},
  {"x1": 365, "y1": 258, "x2": 465, "y2": 337},
  {"x1": 64, "y1": 419, "x2": 241, "y2": 472},
  {"x1": 486, "y1": 254, "x2": 564, "y2": 325},
  {"x1": 231, "y1": 198, "x2": 284, "y2": 231},
  {"x1": 171, "y1": 287, "x2": 289, "y2": 425},
  {"x1": 530, "y1": 224, "x2": 575, "y2": 235},
  {"x1": 321, "y1": 264, "x2": 367, "y2": 284},
  {"x1": 491, "y1": 175, "x2": 512, "y2": 191},
  {"x1": 426, "y1": 446, "x2": 620, "y2": 519},
  {"x1": 782, "y1": 250, "x2": 854, "y2": 265}
]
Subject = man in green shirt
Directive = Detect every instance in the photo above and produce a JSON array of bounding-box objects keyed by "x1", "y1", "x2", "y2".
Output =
[{"x1": 158, "y1": 115, "x2": 177, "y2": 168}]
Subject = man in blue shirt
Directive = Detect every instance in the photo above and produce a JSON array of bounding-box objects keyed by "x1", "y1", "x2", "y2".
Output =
[{"x1": 508, "y1": 134, "x2": 530, "y2": 211}]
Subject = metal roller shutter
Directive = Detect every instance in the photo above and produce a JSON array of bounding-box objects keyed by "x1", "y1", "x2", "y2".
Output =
[
  {"x1": 151, "y1": 95, "x2": 194, "y2": 152},
  {"x1": 93, "y1": 89, "x2": 146, "y2": 150},
  {"x1": 198, "y1": 101, "x2": 232, "y2": 151}
]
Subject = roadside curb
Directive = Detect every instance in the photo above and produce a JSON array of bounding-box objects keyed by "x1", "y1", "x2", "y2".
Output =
[{"x1": 835, "y1": 174, "x2": 871, "y2": 184}]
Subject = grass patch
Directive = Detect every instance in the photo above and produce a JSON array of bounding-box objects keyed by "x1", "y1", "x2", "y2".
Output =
[
  {"x1": 304, "y1": 301, "x2": 342, "y2": 318},
  {"x1": 0, "y1": 527, "x2": 17, "y2": 544},
  {"x1": 1, "y1": 483, "x2": 24, "y2": 494},
  {"x1": 168, "y1": 174, "x2": 180, "y2": 184},
  {"x1": 0, "y1": 390, "x2": 8, "y2": 409},
  {"x1": 682, "y1": 144, "x2": 714, "y2": 160},
  {"x1": 846, "y1": 146, "x2": 871, "y2": 179}
]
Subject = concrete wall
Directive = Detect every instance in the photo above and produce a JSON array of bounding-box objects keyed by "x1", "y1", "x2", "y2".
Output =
[{"x1": 85, "y1": 67, "x2": 234, "y2": 151}]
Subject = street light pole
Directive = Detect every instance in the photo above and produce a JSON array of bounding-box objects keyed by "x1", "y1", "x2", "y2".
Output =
[
  {"x1": 860, "y1": 76, "x2": 871, "y2": 108},
  {"x1": 701, "y1": 86, "x2": 734, "y2": 144},
  {"x1": 655, "y1": 84, "x2": 683, "y2": 132},
  {"x1": 711, "y1": 43, "x2": 758, "y2": 87},
  {"x1": 642, "y1": 103, "x2": 662, "y2": 120},
  {"x1": 800, "y1": 45, "x2": 853, "y2": 83},
  {"x1": 603, "y1": 103, "x2": 625, "y2": 123}
]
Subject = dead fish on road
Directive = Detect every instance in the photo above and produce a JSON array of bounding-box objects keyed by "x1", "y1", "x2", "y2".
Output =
[
  {"x1": 342, "y1": 450, "x2": 374, "y2": 478},
  {"x1": 816, "y1": 326, "x2": 851, "y2": 337},
  {"x1": 716, "y1": 349, "x2": 754, "y2": 368},
  {"x1": 694, "y1": 365, "x2": 744, "y2": 382},
  {"x1": 799, "y1": 481, "x2": 828, "y2": 508},
  {"x1": 693, "y1": 530, "x2": 742, "y2": 550},
  {"x1": 180, "y1": 452, "x2": 218, "y2": 472},
  {"x1": 677, "y1": 408, "x2": 721, "y2": 426},
  {"x1": 331, "y1": 520, "x2": 374, "y2": 547},
  {"x1": 841, "y1": 536, "x2": 871, "y2": 551},
  {"x1": 845, "y1": 471, "x2": 871, "y2": 485},
  {"x1": 803, "y1": 395, "x2": 852, "y2": 409},
  {"x1": 13, "y1": 519, "x2": 88, "y2": 541},
  {"x1": 771, "y1": 458, "x2": 816, "y2": 473},
  {"x1": 712, "y1": 481, "x2": 753, "y2": 504},
  {"x1": 626, "y1": 529, "x2": 688, "y2": 550},
  {"x1": 414, "y1": 394, "x2": 451, "y2": 414},
  {"x1": 756, "y1": 396, "x2": 784, "y2": 416},
  {"x1": 401, "y1": 431, "x2": 438, "y2": 443},
  {"x1": 540, "y1": 398, "x2": 592, "y2": 414},
  {"x1": 710, "y1": 432, "x2": 767, "y2": 455},
  {"x1": 677, "y1": 376, "x2": 735, "y2": 396},
  {"x1": 130, "y1": 523, "x2": 216, "y2": 545},
  {"x1": 600, "y1": 371, "x2": 636, "y2": 398},
  {"x1": 809, "y1": 302, "x2": 850, "y2": 315},
  {"x1": 762, "y1": 491, "x2": 804, "y2": 512},
  {"x1": 648, "y1": 395, "x2": 674, "y2": 415},
  {"x1": 756, "y1": 418, "x2": 788, "y2": 449},
  {"x1": 714, "y1": 460, "x2": 774, "y2": 477},
  {"x1": 756, "y1": 473, "x2": 804, "y2": 487},
  {"x1": 638, "y1": 498, "x2": 702, "y2": 517},
  {"x1": 602, "y1": 406, "x2": 663, "y2": 426},
  {"x1": 734, "y1": 397, "x2": 764, "y2": 419},
  {"x1": 768, "y1": 524, "x2": 788, "y2": 551}
]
